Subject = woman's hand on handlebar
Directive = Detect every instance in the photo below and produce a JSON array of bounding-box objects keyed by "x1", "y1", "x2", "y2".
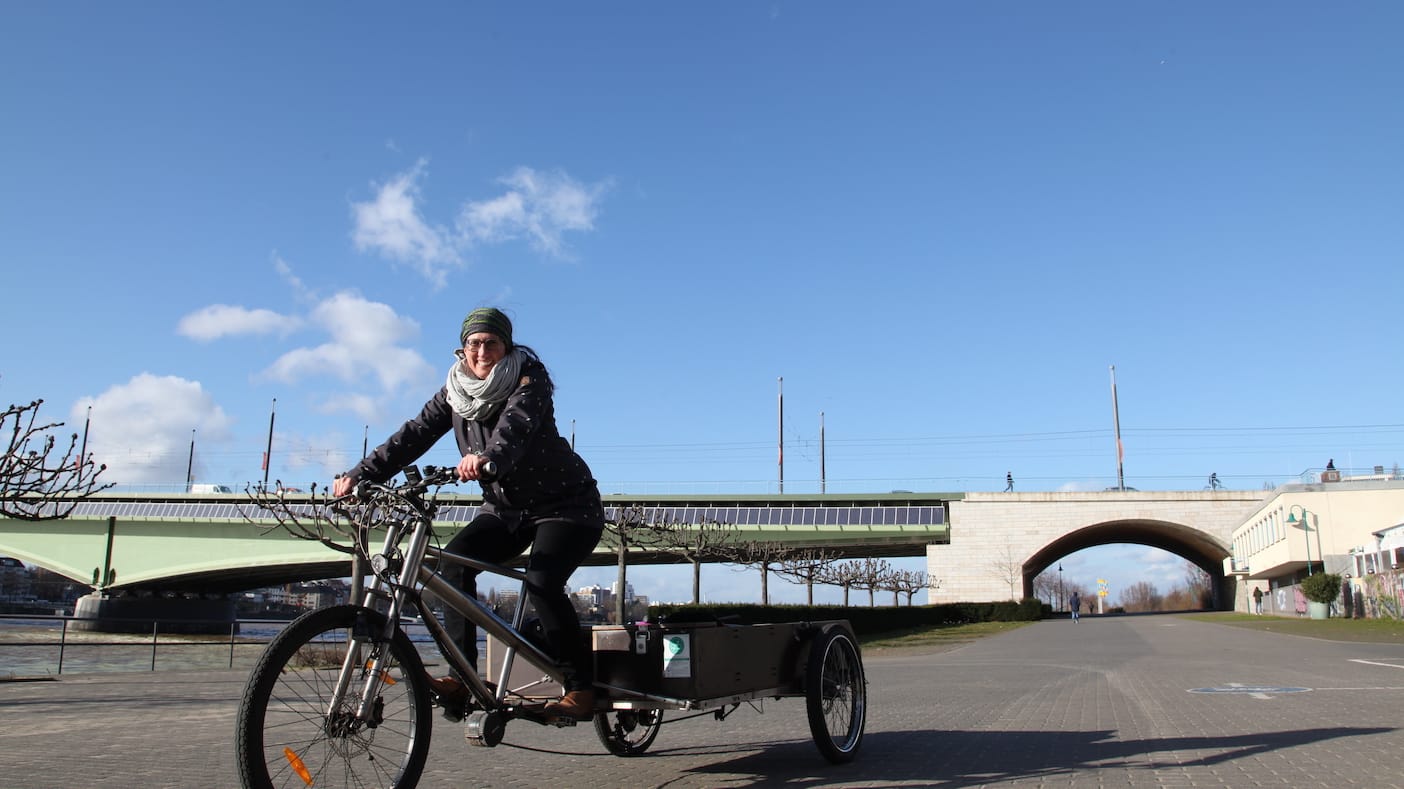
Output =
[
  {"x1": 331, "y1": 476, "x2": 355, "y2": 498},
  {"x1": 456, "y1": 453, "x2": 492, "y2": 482}
]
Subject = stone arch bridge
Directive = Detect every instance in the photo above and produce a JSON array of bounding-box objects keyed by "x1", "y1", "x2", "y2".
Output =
[{"x1": 929, "y1": 490, "x2": 1267, "y2": 607}]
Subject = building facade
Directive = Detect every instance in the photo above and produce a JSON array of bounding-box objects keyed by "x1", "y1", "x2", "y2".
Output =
[{"x1": 1228, "y1": 477, "x2": 1404, "y2": 617}]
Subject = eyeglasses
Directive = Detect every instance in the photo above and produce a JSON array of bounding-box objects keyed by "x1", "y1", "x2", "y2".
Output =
[{"x1": 455, "y1": 339, "x2": 503, "y2": 358}]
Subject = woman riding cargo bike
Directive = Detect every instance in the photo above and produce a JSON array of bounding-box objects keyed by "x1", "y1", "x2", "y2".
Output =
[{"x1": 235, "y1": 307, "x2": 867, "y2": 788}]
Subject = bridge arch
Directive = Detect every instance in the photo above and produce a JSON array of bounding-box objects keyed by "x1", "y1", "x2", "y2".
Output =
[
  {"x1": 1023, "y1": 518, "x2": 1232, "y2": 608},
  {"x1": 929, "y1": 490, "x2": 1263, "y2": 607}
]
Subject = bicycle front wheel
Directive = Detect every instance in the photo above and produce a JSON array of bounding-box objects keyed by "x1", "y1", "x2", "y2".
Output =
[{"x1": 237, "y1": 605, "x2": 433, "y2": 789}]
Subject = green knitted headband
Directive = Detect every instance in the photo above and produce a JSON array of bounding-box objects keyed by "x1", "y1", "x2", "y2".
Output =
[{"x1": 460, "y1": 308, "x2": 513, "y2": 347}]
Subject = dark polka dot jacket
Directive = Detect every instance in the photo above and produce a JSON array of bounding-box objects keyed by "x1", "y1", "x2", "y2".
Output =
[{"x1": 344, "y1": 357, "x2": 604, "y2": 528}]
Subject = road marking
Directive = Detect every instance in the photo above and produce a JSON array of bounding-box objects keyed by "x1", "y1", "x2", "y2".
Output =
[
  {"x1": 1350, "y1": 659, "x2": 1404, "y2": 670},
  {"x1": 1188, "y1": 683, "x2": 1310, "y2": 700}
]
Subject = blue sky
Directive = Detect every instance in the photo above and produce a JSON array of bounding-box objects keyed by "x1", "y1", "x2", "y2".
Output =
[{"x1": 3, "y1": 3, "x2": 1401, "y2": 605}]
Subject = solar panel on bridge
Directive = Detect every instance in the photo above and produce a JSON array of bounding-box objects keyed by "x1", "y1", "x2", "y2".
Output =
[
  {"x1": 45, "y1": 500, "x2": 943, "y2": 529},
  {"x1": 599, "y1": 505, "x2": 943, "y2": 527}
]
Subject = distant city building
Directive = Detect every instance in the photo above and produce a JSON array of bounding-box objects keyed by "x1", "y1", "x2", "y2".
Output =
[
  {"x1": 0, "y1": 557, "x2": 29, "y2": 599},
  {"x1": 262, "y1": 580, "x2": 348, "y2": 609}
]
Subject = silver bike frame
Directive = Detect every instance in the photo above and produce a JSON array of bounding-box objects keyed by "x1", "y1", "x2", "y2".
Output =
[{"x1": 329, "y1": 497, "x2": 569, "y2": 720}]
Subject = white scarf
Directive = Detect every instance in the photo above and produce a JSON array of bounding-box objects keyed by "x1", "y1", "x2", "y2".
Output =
[{"x1": 445, "y1": 349, "x2": 525, "y2": 421}]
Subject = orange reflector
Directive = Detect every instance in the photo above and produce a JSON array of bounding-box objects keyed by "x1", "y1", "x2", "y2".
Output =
[
  {"x1": 283, "y1": 747, "x2": 314, "y2": 786},
  {"x1": 364, "y1": 659, "x2": 398, "y2": 685}
]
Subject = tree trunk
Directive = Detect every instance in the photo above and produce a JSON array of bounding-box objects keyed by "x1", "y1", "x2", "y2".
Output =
[
  {"x1": 614, "y1": 535, "x2": 627, "y2": 624},
  {"x1": 691, "y1": 557, "x2": 702, "y2": 604}
]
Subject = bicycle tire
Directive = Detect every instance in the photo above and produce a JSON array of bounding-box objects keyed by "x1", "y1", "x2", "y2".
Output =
[
  {"x1": 593, "y1": 708, "x2": 663, "y2": 756},
  {"x1": 804, "y1": 625, "x2": 866, "y2": 764},
  {"x1": 237, "y1": 605, "x2": 432, "y2": 789}
]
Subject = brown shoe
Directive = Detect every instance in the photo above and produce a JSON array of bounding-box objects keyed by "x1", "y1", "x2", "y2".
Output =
[
  {"x1": 426, "y1": 675, "x2": 471, "y2": 709},
  {"x1": 543, "y1": 689, "x2": 596, "y2": 720}
]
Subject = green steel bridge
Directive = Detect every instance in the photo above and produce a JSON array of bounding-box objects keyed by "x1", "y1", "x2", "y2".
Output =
[{"x1": 0, "y1": 491, "x2": 953, "y2": 595}]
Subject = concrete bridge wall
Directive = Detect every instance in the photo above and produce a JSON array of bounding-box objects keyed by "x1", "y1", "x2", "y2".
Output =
[{"x1": 929, "y1": 490, "x2": 1268, "y2": 605}]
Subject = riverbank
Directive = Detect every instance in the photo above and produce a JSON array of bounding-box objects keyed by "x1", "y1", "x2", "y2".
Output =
[{"x1": 0, "y1": 616, "x2": 459, "y2": 679}]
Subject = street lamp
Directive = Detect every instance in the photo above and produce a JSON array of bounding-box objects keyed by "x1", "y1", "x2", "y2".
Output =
[
  {"x1": 1057, "y1": 563, "x2": 1065, "y2": 613},
  {"x1": 1286, "y1": 504, "x2": 1325, "y2": 576}
]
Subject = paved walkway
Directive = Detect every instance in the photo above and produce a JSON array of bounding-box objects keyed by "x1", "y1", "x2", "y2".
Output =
[{"x1": 4, "y1": 614, "x2": 1404, "y2": 788}]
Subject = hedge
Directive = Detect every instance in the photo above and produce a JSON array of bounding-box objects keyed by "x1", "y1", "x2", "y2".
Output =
[{"x1": 646, "y1": 598, "x2": 1045, "y2": 636}]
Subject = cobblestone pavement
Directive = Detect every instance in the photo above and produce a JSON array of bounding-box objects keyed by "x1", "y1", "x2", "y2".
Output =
[{"x1": 3, "y1": 614, "x2": 1403, "y2": 788}]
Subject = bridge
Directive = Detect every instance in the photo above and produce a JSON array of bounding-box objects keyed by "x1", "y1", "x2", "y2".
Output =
[
  {"x1": 0, "y1": 491, "x2": 952, "y2": 594},
  {"x1": 930, "y1": 489, "x2": 1266, "y2": 608},
  {"x1": 1, "y1": 488, "x2": 1269, "y2": 614}
]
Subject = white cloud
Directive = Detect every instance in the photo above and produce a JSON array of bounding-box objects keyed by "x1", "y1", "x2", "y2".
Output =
[
  {"x1": 260, "y1": 291, "x2": 436, "y2": 400},
  {"x1": 177, "y1": 304, "x2": 301, "y2": 342},
  {"x1": 457, "y1": 167, "x2": 610, "y2": 257},
  {"x1": 319, "y1": 393, "x2": 382, "y2": 423},
  {"x1": 351, "y1": 161, "x2": 611, "y2": 286},
  {"x1": 272, "y1": 252, "x2": 314, "y2": 303},
  {"x1": 350, "y1": 159, "x2": 460, "y2": 288},
  {"x1": 72, "y1": 374, "x2": 233, "y2": 485}
]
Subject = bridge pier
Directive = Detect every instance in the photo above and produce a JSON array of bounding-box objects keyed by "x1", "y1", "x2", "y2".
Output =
[{"x1": 72, "y1": 592, "x2": 238, "y2": 635}]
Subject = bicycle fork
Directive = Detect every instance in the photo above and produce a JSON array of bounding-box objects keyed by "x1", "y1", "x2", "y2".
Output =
[{"x1": 327, "y1": 513, "x2": 437, "y2": 725}]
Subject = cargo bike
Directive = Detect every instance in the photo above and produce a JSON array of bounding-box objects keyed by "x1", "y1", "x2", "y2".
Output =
[{"x1": 235, "y1": 465, "x2": 867, "y2": 789}]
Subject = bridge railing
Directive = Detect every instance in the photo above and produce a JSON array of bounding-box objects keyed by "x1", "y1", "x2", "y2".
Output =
[{"x1": 0, "y1": 613, "x2": 441, "y2": 677}]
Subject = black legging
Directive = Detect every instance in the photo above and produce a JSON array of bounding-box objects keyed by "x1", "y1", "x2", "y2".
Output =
[{"x1": 442, "y1": 512, "x2": 602, "y2": 691}]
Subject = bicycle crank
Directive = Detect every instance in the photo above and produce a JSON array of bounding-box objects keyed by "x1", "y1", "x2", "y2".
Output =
[{"x1": 464, "y1": 710, "x2": 508, "y2": 747}]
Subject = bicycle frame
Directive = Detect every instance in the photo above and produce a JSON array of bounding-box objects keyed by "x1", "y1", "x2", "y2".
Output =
[{"x1": 326, "y1": 472, "x2": 568, "y2": 723}]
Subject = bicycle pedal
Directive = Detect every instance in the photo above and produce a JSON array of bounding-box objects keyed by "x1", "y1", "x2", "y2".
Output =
[
  {"x1": 438, "y1": 703, "x2": 467, "y2": 722},
  {"x1": 544, "y1": 714, "x2": 579, "y2": 728}
]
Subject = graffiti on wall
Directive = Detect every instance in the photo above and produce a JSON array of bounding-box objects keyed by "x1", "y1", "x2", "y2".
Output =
[{"x1": 1356, "y1": 571, "x2": 1404, "y2": 620}]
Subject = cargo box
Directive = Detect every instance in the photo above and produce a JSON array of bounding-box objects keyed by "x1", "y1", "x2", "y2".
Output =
[{"x1": 657, "y1": 622, "x2": 805, "y2": 701}]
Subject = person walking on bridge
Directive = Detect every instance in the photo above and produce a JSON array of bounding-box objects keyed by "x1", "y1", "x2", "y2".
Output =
[
  {"x1": 1069, "y1": 591, "x2": 1081, "y2": 622},
  {"x1": 332, "y1": 307, "x2": 605, "y2": 721}
]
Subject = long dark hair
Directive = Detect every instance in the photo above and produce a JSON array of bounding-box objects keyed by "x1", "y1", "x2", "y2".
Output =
[{"x1": 511, "y1": 343, "x2": 554, "y2": 396}]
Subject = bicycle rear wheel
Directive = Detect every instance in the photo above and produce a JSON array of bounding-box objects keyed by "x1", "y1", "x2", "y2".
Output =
[
  {"x1": 594, "y1": 708, "x2": 663, "y2": 756},
  {"x1": 804, "y1": 625, "x2": 866, "y2": 764},
  {"x1": 237, "y1": 605, "x2": 432, "y2": 789}
]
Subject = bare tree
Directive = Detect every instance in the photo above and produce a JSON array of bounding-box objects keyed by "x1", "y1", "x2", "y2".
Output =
[
  {"x1": 817, "y1": 560, "x2": 860, "y2": 606},
  {"x1": 1032, "y1": 570, "x2": 1059, "y2": 609},
  {"x1": 600, "y1": 504, "x2": 662, "y2": 623},
  {"x1": 885, "y1": 569, "x2": 931, "y2": 606},
  {"x1": 2, "y1": 399, "x2": 112, "y2": 520},
  {"x1": 1160, "y1": 562, "x2": 1214, "y2": 611},
  {"x1": 771, "y1": 547, "x2": 837, "y2": 605},
  {"x1": 849, "y1": 557, "x2": 892, "y2": 606},
  {"x1": 1119, "y1": 580, "x2": 1161, "y2": 612},
  {"x1": 726, "y1": 540, "x2": 796, "y2": 605},
  {"x1": 989, "y1": 541, "x2": 1024, "y2": 600},
  {"x1": 643, "y1": 515, "x2": 737, "y2": 604}
]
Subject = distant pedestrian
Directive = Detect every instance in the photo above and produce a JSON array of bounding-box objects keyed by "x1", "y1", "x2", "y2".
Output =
[
  {"x1": 1252, "y1": 586, "x2": 1264, "y2": 615},
  {"x1": 1005, "y1": 472, "x2": 1014, "y2": 492},
  {"x1": 1069, "y1": 592, "x2": 1081, "y2": 622}
]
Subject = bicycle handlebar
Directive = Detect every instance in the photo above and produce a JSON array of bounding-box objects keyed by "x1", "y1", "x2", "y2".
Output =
[{"x1": 347, "y1": 459, "x2": 497, "y2": 504}]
